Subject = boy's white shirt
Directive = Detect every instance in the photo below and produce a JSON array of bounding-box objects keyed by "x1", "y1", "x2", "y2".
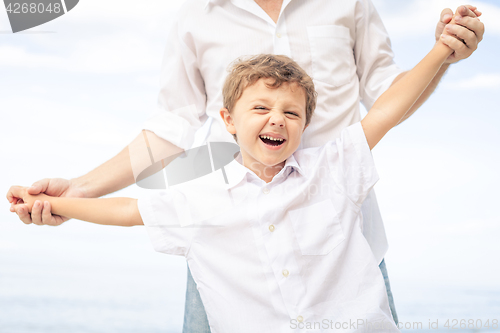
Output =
[
  {"x1": 138, "y1": 123, "x2": 400, "y2": 333},
  {"x1": 142, "y1": 0, "x2": 403, "y2": 263}
]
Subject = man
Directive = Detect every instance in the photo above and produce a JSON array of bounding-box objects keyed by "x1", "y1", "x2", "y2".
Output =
[{"x1": 8, "y1": 0, "x2": 484, "y2": 332}]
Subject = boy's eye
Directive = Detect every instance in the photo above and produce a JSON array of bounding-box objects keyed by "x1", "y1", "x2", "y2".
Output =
[
  {"x1": 254, "y1": 106, "x2": 267, "y2": 110},
  {"x1": 285, "y1": 112, "x2": 299, "y2": 116}
]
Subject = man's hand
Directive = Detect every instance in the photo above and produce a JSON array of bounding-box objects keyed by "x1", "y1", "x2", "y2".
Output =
[
  {"x1": 7, "y1": 178, "x2": 86, "y2": 226},
  {"x1": 436, "y1": 5, "x2": 484, "y2": 64}
]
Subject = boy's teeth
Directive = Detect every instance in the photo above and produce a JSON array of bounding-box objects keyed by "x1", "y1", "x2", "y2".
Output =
[{"x1": 261, "y1": 135, "x2": 283, "y2": 141}]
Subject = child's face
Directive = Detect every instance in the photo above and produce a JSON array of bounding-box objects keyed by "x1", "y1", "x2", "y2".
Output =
[{"x1": 220, "y1": 78, "x2": 308, "y2": 176}]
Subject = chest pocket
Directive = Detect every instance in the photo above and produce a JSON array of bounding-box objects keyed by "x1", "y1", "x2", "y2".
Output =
[
  {"x1": 307, "y1": 25, "x2": 355, "y2": 87},
  {"x1": 289, "y1": 199, "x2": 345, "y2": 255}
]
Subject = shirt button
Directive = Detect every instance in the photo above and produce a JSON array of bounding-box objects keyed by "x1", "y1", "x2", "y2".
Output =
[
  {"x1": 269, "y1": 225, "x2": 275, "y2": 232},
  {"x1": 276, "y1": 32, "x2": 282, "y2": 38},
  {"x1": 262, "y1": 187, "x2": 270, "y2": 194},
  {"x1": 282, "y1": 269, "x2": 289, "y2": 277},
  {"x1": 297, "y1": 315, "x2": 304, "y2": 322}
]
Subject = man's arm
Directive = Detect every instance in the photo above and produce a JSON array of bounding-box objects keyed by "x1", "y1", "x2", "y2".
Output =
[
  {"x1": 8, "y1": 131, "x2": 183, "y2": 226},
  {"x1": 8, "y1": 186, "x2": 143, "y2": 227},
  {"x1": 394, "y1": 5, "x2": 484, "y2": 124},
  {"x1": 72, "y1": 130, "x2": 183, "y2": 199},
  {"x1": 361, "y1": 41, "x2": 452, "y2": 149}
]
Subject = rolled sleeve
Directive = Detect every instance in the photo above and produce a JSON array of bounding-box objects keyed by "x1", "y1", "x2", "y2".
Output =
[{"x1": 142, "y1": 104, "x2": 201, "y2": 151}]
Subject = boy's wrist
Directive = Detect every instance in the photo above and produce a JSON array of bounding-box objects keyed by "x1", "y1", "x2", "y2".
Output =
[{"x1": 432, "y1": 40, "x2": 455, "y2": 64}]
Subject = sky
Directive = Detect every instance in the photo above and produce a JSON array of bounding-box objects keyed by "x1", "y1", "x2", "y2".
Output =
[{"x1": 1, "y1": 0, "x2": 500, "y2": 331}]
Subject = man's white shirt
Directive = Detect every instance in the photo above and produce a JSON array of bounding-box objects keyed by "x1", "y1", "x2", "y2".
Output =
[
  {"x1": 138, "y1": 123, "x2": 400, "y2": 333},
  {"x1": 142, "y1": 0, "x2": 403, "y2": 263}
]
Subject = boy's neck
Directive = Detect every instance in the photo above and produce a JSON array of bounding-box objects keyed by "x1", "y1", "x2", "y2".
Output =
[{"x1": 241, "y1": 157, "x2": 285, "y2": 183}]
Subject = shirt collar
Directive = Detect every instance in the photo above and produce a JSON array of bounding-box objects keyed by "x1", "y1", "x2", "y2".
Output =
[
  {"x1": 205, "y1": 0, "x2": 223, "y2": 10},
  {"x1": 283, "y1": 153, "x2": 305, "y2": 178},
  {"x1": 224, "y1": 152, "x2": 306, "y2": 190}
]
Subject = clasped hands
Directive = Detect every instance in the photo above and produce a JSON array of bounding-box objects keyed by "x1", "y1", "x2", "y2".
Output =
[
  {"x1": 7, "y1": 186, "x2": 50, "y2": 216},
  {"x1": 437, "y1": 5, "x2": 484, "y2": 63}
]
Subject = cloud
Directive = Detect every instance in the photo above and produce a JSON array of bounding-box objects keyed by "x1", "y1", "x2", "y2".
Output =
[
  {"x1": 0, "y1": 95, "x2": 138, "y2": 156},
  {"x1": 442, "y1": 73, "x2": 500, "y2": 90},
  {"x1": 0, "y1": 45, "x2": 61, "y2": 67},
  {"x1": 0, "y1": 33, "x2": 163, "y2": 73},
  {"x1": 0, "y1": 0, "x2": 183, "y2": 72},
  {"x1": 373, "y1": 0, "x2": 500, "y2": 39},
  {"x1": 69, "y1": 34, "x2": 162, "y2": 73},
  {"x1": 66, "y1": 0, "x2": 183, "y2": 24}
]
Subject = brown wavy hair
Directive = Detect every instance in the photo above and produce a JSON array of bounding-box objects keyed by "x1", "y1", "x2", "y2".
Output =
[{"x1": 222, "y1": 54, "x2": 317, "y2": 141}]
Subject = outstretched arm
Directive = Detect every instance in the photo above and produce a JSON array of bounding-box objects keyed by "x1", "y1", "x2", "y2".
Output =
[
  {"x1": 8, "y1": 186, "x2": 143, "y2": 227},
  {"x1": 361, "y1": 40, "x2": 452, "y2": 150}
]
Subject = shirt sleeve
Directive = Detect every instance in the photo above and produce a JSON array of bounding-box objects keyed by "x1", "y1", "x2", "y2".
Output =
[
  {"x1": 326, "y1": 122, "x2": 379, "y2": 207},
  {"x1": 137, "y1": 189, "x2": 196, "y2": 256},
  {"x1": 141, "y1": 14, "x2": 207, "y2": 151},
  {"x1": 354, "y1": 0, "x2": 404, "y2": 110}
]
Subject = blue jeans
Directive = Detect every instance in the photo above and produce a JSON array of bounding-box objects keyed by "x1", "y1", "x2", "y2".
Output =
[
  {"x1": 182, "y1": 266, "x2": 211, "y2": 333},
  {"x1": 379, "y1": 259, "x2": 399, "y2": 325},
  {"x1": 182, "y1": 260, "x2": 398, "y2": 332}
]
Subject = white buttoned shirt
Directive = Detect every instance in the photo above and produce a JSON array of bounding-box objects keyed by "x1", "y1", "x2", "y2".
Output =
[
  {"x1": 138, "y1": 123, "x2": 400, "y2": 333},
  {"x1": 142, "y1": 0, "x2": 403, "y2": 263}
]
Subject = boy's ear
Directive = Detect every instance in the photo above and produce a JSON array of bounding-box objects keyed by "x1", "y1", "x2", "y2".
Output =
[{"x1": 219, "y1": 107, "x2": 236, "y2": 135}]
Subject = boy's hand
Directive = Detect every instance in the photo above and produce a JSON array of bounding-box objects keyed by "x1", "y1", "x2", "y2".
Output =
[
  {"x1": 436, "y1": 5, "x2": 484, "y2": 64},
  {"x1": 7, "y1": 186, "x2": 49, "y2": 217},
  {"x1": 7, "y1": 178, "x2": 86, "y2": 226}
]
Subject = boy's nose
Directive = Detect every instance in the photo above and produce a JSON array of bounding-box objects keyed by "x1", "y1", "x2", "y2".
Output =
[{"x1": 269, "y1": 114, "x2": 285, "y2": 128}]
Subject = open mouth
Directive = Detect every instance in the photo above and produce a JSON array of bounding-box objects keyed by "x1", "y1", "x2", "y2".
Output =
[{"x1": 259, "y1": 135, "x2": 285, "y2": 147}]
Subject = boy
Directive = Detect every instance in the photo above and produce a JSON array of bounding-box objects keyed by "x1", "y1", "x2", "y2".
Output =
[{"x1": 9, "y1": 31, "x2": 455, "y2": 332}]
